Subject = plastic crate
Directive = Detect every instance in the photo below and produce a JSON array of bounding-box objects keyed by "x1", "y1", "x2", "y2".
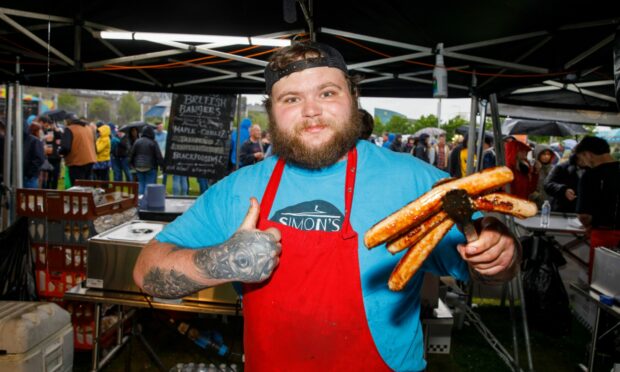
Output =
[
  {"x1": 16, "y1": 180, "x2": 138, "y2": 220},
  {"x1": 27, "y1": 217, "x2": 47, "y2": 243},
  {"x1": 47, "y1": 244, "x2": 87, "y2": 273},
  {"x1": 36, "y1": 269, "x2": 86, "y2": 298},
  {"x1": 31, "y1": 243, "x2": 48, "y2": 270},
  {"x1": 46, "y1": 219, "x2": 95, "y2": 245}
]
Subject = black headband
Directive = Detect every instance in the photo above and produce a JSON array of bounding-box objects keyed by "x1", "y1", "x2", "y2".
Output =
[{"x1": 264, "y1": 42, "x2": 348, "y2": 94}]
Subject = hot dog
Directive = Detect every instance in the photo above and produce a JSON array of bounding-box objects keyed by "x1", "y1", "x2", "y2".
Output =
[
  {"x1": 388, "y1": 218, "x2": 455, "y2": 291},
  {"x1": 364, "y1": 166, "x2": 513, "y2": 248},
  {"x1": 386, "y1": 211, "x2": 449, "y2": 254}
]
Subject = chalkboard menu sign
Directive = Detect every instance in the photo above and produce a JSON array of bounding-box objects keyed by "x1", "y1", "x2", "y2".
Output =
[{"x1": 164, "y1": 94, "x2": 236, "y2": 179}]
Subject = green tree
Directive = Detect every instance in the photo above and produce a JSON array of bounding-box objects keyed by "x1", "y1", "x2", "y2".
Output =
[
  {"x1": 442, "y1": 116, "x2": 469, "y2": 141},
  {"x1": 118, "y1": 93, "x2": 140, "y2": 123},
  {"x1": 385, "y1": 115, "x2": 415, "y2": 134},
  {"x1": 373, "y1": 116, "x2": 385, "y2": 135},
  {"x1": 248, "y1": 111, "x2": 269, "y2": 129},
  {"x1": 89, "y1": 98, "x2": 111, "y2": 122},
  {"x1": 57, "y1": 93, "x2": 79, "y2": 113}
]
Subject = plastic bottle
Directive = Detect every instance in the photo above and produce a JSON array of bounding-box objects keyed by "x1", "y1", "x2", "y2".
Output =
[{"x1": 540, "y1": 200, "x2": 551, "y2": 227}]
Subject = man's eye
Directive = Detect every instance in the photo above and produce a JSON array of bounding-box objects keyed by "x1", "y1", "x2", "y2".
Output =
[
  {"x1": 283, "y1": 97, "x2": 299, "y2": 104},
  {"x1": 321, "y1": 91, "x2": 335, "y2": 98}
]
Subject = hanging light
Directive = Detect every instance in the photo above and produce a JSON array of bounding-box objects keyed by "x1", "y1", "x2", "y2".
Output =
[
  {"x1": 432, "y1": 43, "x2": 448, "y2": 98},
  {"x1": 96, "y1": 31, "x2": 291, "y2": 47}
]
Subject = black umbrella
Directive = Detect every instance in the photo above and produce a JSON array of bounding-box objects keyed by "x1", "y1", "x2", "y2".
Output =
[
  {"x1": 502, "y1": 118, "x2": 589, "y2": 136},
  {"x1": 455, "y1": 125, "x2": 494, "y2": 138},
  {"x1": 118, "y1": 121, "x2": 153, "y2": 133},
  {"x1": 41, "y1": 109, "x2": 68, "y2": 122}
]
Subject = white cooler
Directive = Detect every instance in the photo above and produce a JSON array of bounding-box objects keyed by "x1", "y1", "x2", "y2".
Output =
[{"x1": 0, "y1": 301, "x2": 73, "y2": 372}]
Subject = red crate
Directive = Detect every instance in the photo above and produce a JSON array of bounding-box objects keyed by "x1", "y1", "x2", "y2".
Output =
[
  {"x1": 47, "y1": 244, "x2": 87, "y2": 273},
  {"x1": 16, "y1": 180, "x2": 138, "y2": 220},
  {"x1": 36, "y1": 269, "x2": 85, "y2": 298},
  {"x1": 31, "y1": 243, "x2": 48, "y2": 270}
]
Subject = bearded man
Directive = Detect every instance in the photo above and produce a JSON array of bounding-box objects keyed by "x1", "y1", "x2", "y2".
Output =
[{"x1": 133, "y1": 42, "x2": 520, "y2": 371}]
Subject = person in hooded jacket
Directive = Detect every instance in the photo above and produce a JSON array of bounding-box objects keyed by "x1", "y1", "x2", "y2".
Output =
[
  {"x1": 382, "y1": 133, "x2": 395, "y2": 149},
  {"x1": 529, "y1": 144, "x2": 555, "y2": 208},
  {"x1": 544, "y1": 153, "x2": 581, "y2": 213},
  {"x1": 389, "y1": 134, "x2": 403, "y2": 152},
  {"x1": 505, "y1": 137, "x2": 537, "y2": 199},
  {"x1": 93, "y1": 124, "x2": 112, "y2": 181},
  {"x1": 59, "y1": 115, "x2": 97, "y2": 185},
  {"x1": 111, "y1": 124, "x2": 132, "y2": 182},
  {"x1": 414, "y1": 134, "x2": 430, "y2": 162},
  {"x1": 129, "y1": 125, "x2": 164, "y2": 195},
  {"x1": 23, "y1": 122, "x2": 45, "y2": 188}
]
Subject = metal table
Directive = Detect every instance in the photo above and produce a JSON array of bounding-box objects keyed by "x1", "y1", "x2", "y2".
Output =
[
  {"x1": 514, "y1": 212, "x2": 588, "y2": 267},
  {"x1": 65, "y1": 284, "x2": 241, "y2": 371},
  {"x1": 138, "y1": 196, "x2": 197, "y2": 222},
  {"x1": 569, "y1": 282, "x2": 620, "y2": 371}
]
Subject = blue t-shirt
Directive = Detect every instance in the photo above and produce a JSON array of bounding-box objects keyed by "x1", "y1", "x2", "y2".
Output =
[{"x1": 157, "y1": 140, "x2": 469, "y2": 371}]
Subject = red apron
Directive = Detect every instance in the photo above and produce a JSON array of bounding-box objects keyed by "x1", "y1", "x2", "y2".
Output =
[{"x1": 242, "y1": 149, "x2": 389, "y2": 371}]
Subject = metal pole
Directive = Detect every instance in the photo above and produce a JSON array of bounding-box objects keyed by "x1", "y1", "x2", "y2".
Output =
[
  {"x1": 2, "y1": 83, "x2": 14, "y2": 228},
  {"x1": 489, "y1": 94, "x2": 506, "y2": 166},
  {"x1": 515, "y1": 271, "x2": 535, "y2": 372},
  {"x1": 13, "y1": 82, "x2": 23, "y2": 190},
  {"x1": 475, "y1": 100, "x2": 488, "y2": 171},
  {"x1": 508, "y1": 279, "x2": 521, "y2": 371},
  {"x1": 437, "y1": 98, "x2": 442, "y2": 127},
  {"x1": 234, "y1": 94, "x2": 242, "y2": 170},
  {"x1": 466, "y1": 96, "x2": 478, "y2": 175}
]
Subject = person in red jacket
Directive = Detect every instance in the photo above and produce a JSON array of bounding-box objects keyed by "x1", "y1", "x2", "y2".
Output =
[{"x1": 504, "y1": 136, "x2": 537, "y2": 199}]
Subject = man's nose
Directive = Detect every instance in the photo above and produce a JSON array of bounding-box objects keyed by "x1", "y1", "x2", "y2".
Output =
[{"x1": 301, "y1": 97, "x2": 322, "y2": 118}]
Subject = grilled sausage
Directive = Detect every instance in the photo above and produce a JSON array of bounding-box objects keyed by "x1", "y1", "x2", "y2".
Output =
[
  {"x1": 364, "y1": 166, "x2": 513, "y2": 248},
  {"x1": 386, "y1": 211, "x2": 449, "y2": 254},
  {"x1": 472, "y1": 193, "x2": 537, "y2": 219},
  {"x1": 388, "y1": 218, "x2": 455, "y2": 291}
]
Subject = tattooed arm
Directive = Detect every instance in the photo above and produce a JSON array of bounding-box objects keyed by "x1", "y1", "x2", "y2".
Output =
[{"x1": 133, "y1": 198, "x2": 282, "y2": 299}]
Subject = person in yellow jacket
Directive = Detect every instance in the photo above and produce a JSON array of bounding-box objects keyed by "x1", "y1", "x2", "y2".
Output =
[{"x1": 93, "y1": 123, "x2": 111, "y2": 181}]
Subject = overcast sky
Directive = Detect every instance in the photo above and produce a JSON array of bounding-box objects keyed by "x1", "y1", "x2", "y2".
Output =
[{"x1": 245, "y1": 95, "x2": 472, "y2": 122}]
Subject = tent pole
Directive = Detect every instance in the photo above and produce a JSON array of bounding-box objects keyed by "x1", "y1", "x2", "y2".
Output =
[
  {"x1": 2, "y1": 83, "x2": 14, "y2": 229},
  {"x1": 13, "y1": 80, "x2": 23, "y2": 191},
  {"x1": 465, "y1": 96, "x2": 478, "y2": 175},
  {"x1": 475, "y1": 99, "x2": 488, "y2": 171},
  {"x1": 489, "y1": 94, "x2": 505, "y2": 165},
  {"x1": 234, "y1": 95, "x2": 242, "y2": 170}
]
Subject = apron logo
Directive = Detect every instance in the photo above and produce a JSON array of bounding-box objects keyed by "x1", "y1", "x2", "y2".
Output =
[{"x1": 271, "y1": 200, "x2": 344, "y2": 232}]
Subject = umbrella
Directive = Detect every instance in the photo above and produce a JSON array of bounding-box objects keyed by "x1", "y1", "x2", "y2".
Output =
[
  {"x1": 455, "y1": 125, "x2": 494, "y2": 138},
  {"x1": 596, "y1": 129, "x2": 620, "y2": 144},
  {"x1": 413, "y1": 127, "x2": 445, "y2": 137},
  {"x1": 42, "y1": 109, "x2": 68, "y2": 122},
  {"x1": 118, "y1": 121, "x2": 153, "y2": 133},
  {"x1": 502, "y1": 118, "x2": 588, "y2": 136}
]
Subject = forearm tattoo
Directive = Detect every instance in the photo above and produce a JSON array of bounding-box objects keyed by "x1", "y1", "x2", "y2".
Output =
[
  {"x1": 194, "y1": 230, "x2": 279, "y2": 283},
  {"x1": 141, "y1": 230, "x2": 279, "y2": 298},
  {"x1": 142, "y1": 268, "x2": 203, "y2": 299}
]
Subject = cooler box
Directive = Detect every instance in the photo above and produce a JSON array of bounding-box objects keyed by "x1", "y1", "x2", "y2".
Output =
[{"x1": 0, "y1": 301, "x2": 73, "y2": 372}]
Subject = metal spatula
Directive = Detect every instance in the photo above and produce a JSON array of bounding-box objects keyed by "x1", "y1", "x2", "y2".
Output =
[{"x1": 442, "y1": 189, "x2": 479, "y2": 242}]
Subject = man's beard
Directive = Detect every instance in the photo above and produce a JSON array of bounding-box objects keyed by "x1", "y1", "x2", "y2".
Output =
[{"x1": 268, "y1": 105, "x2": 361, "y2": 169}]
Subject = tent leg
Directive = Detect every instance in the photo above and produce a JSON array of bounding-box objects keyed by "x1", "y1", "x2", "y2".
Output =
[
  {"x1": 515, "y1": 271, "x2": 535, "y2": 372},
  {"x1": 465, "y1": 96, "x2": 479, "y2": 175}
]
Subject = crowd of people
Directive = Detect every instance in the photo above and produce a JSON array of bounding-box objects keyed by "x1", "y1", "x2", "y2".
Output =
[
  {"x1": 4, "y1": 114, "x2": 167, "y2": 195},
  {"x1": 372, "y1": 128, "x2": 620, "y2": 223}
]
